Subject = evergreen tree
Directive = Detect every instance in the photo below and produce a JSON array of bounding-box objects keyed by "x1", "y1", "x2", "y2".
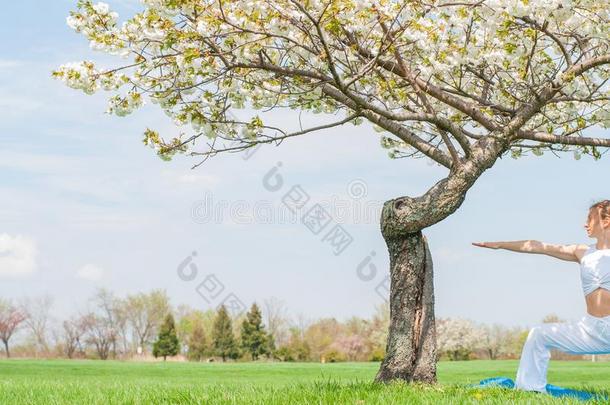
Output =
[
  {"x1": 187, "y1": 322, "x2": 208, "y2": 361},
  {"x1": 152, "y1": 313, "x2": 180, "y2": 361},
  {"x1": 240, "y1": 303, "x2": 272, "y2": 360},
  {"x1": 212, "y1": 305, "x2": 238, "y2": 361}
]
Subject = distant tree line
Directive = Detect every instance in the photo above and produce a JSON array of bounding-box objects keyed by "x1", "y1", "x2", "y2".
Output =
[{"x1": 0, "y1": 290, "x2": 587, "y2": 362}]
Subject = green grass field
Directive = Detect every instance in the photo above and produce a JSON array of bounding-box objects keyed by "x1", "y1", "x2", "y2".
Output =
[{"x1": 1, "y1": 359, "x2": 609, "y2": 404}]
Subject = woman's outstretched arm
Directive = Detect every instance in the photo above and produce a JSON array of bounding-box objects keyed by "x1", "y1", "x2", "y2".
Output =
[{"x1": 472, "y1": 240, "x2": 588, "y2": 263}]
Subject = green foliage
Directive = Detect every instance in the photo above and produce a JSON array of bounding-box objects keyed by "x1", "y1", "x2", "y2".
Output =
[
  {"x1": 441, "y1": 348, "x2": 473, "y2": 361},
  {"x1": 272, "y1": 346, "x2": 295, "y2": 362},
  {"x1": 152, "y1": 313, "x2": 180, "y2": 360},
  {"x1": 122, "y1": 289, "x2": 171, "y2": 353},
  {"x1": 510, "y1": 147, "x2": 522, "y2": 159},
  {"x1": 273, "y1": 328, "x2": 311, "y2": 362},
  {"x1": 212, "y1": 305, "x2": 239, "y2": 361},
  {"x1": 141, "y1": 128, "x2": 188, "y2": 162},
  {"x1": 272, "y1": 342, "x2": 309, "y2": 362},
  {"x1": 240, "y1": 303, "x2": 273, "y2": 361},
  {"x1": 321, "y1": 349, "x2": 347, "y2": 363},
  {"x1": 187, "y1": 322, "x2": 208, "y2": 362},
  {"x1": 591, "y1": 145, "x2": 602, "y2": 160},
  {"x1": 369, "y1": 347, "x2": 385, "y2": 362}
]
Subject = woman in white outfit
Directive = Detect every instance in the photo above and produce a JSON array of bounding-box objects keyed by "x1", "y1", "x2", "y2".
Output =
[{"x1": 472, "y1": 199, "x2": 610, "y2": 393}]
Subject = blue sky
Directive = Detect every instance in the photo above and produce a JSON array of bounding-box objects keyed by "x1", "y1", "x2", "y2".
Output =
[{"x1": 1, "y1": 0, "x2": 609, "y2": 330}]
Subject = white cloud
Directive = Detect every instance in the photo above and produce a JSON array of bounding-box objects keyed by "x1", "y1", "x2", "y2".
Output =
[
  {"x1": 76, "y1": 264, "x2": 104, "y2": 281},
  {"x1": 0, "y1": 234, "x2": 38, "y2": 277}
]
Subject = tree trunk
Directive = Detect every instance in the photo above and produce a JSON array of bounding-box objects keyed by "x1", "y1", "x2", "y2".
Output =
[
  {"x1": 375, "y1": 230, "x2": 437, "y2": 383},
  {"x1": 3, "y1": 340, "x2": 9, "y2": 358},
  {"x1": 373, "y1": 135, "x2": 510, "y2": 384}
]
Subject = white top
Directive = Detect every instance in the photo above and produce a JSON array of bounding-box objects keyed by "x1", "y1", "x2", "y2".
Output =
[{"x1": 580, "y1": 244, "x2": 610, "y2": 296}]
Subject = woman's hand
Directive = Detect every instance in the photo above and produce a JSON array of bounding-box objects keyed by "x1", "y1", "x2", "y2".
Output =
[{"x1": 472, "y1": 241, "x2": 502, "y2": 249}]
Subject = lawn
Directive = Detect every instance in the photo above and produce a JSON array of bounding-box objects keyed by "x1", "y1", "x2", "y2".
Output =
[{"x1": 0, "y1": 359, "x2": 609, "y2": 404}]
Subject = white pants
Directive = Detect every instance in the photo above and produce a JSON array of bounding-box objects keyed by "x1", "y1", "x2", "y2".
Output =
[{"x1": 515, "y1": 313, "x2": 610, "y2": 393}]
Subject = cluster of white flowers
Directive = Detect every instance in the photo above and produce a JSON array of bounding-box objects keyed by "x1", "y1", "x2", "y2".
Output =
[
  {"x1": 66, "y1": 2, "x2": 128, "y2": 57},
  {"x1": 66, "y1": 2, "x2": 119, "y2": 33},
  {"x1": 191, "y1": 119, "x2": 214, "y2": 137},
  {"x1": 142, "y1": 26, "x2": 167, "y2": 42},
  {"x1": 52, "y1": 61, "x2": 100, "y2": 95},
  {"x1": 53, "y1": 60, "x2": 131, "y2": 94},
  {"x1": 100, "y1": 71, "x2": 130, "y2": 91},
  {"x1": 595, "y1": 109, "x2": 610, "y2": 129},
  {"x1": 105, "y1": 91, "x2": 144, "y2": 116},
  {"x1": 54, "y1": 0, "x2": 609, "y2": 160},
  {"x1": 140, "y1": 0, "x2": 180, "y2": 17}
]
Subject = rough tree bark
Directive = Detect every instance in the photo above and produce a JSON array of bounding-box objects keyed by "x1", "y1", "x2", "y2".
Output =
[
  {"x1": 375, "y1": 135, "x2": 509, "y2": 383},
  {"x1": 374, "y1": 230, "x2": 436, "y2": 383}
]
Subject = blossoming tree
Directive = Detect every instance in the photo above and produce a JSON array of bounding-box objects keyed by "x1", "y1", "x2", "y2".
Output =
[
  {"x1": 436, "y1": 317, "x2": 485, "y2": 361},
  {"x1": 53, "y1": 0, "x2": 610, "y2": 383}
]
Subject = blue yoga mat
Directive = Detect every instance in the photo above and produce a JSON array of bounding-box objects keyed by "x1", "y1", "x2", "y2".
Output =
[{"x1": 470, "y1": 377, "x2": 609, "y2": 402}]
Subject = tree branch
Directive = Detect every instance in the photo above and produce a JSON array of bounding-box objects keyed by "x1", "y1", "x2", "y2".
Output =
[
  {"x1": 321, "y1": 85, "x2": 454, "y2": 168},
  {"x1": 516, "y1": 131, "x2": 610, "y2": 147}
]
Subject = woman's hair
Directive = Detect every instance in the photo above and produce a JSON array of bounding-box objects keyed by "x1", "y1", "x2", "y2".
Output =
[{"x1": 589, "y1": 200, "x2": 610, "y2": 226}]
